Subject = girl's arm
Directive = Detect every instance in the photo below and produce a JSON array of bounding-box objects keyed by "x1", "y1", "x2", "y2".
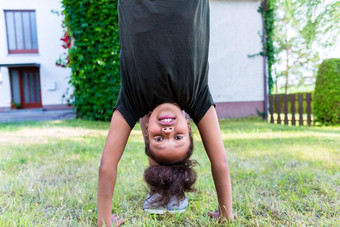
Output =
[
  {"x1": 197, "y1": 106, "x2": 234, "y2": 221},
  {"x1": 97, "y1": 110, "x2": 131, "y2": 226}
]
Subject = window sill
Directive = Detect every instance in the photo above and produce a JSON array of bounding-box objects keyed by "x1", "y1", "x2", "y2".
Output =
[{"x1": 7, "y1": 53, "x2": 40, "y2": 57}]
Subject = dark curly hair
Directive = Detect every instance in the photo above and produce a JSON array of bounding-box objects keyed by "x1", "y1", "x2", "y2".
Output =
[{"x1": 144, "y1": 133, "x2": 197, "y2": 206}]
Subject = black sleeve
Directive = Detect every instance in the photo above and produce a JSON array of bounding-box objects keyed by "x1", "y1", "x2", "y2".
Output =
[
  {"x1": 187, "y1": 84, "x2": 215, "y2": 125},
  {"x1": 113, "y1": 87, "x2": 139, "y2": 129}
]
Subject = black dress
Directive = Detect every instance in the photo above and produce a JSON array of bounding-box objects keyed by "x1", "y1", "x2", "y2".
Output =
[{"x1": 115, "y1": 0, "x2": 214, "y2": 129}]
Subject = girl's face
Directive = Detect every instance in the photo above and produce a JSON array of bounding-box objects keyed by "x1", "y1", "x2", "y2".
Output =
[{"x1": 145, "y1": 103, "x2": 191, "y2": 163}]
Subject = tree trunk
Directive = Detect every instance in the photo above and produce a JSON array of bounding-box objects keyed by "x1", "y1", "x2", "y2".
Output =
[{"x1": 285, "y1": 47, "x2": 289, "y2": 94}]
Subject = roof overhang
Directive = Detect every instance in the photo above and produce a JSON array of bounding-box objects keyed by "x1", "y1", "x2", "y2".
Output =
[{"x1": 0, "y1": 63, "x2": 40, "y2": 68}]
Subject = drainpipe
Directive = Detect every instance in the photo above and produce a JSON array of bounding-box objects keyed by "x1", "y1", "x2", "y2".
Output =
[
  {"x1": 0, "y1": 67, "x2": 2, "y2": 84},
  {"x1": 261, "y1": 0, "x2": 268, "y2": 120}
]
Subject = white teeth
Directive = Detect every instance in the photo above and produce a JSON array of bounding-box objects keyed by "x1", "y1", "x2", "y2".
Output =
[{"x1": 160, "y1": 118, "x2": 172, "y2": 122}]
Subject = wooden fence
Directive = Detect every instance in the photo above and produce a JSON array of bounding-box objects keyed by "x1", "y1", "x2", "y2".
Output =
[{"x1": 269, "y1": 93, "x2": 313, "y2": 126}]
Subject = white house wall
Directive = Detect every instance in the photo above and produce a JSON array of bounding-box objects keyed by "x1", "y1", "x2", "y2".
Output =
[
  {"x1": 209, "y1": 0, "x2": 264, "y2": 117},
  {"x1": 0, "y1": 0, "x2": 71, "y2": 110},
  {"x1": 0, "y1": 0, "x2": 265, "y2": 118}
]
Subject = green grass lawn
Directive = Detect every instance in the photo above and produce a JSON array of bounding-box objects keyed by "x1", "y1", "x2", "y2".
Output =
[{"x1": 0, "y1": 119, "x2": 339, "y2": 226}]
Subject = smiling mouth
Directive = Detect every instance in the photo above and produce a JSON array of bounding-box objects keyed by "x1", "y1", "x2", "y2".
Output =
[{"x1": 159, "y1": 115, "x2": 176, "y2": 125}]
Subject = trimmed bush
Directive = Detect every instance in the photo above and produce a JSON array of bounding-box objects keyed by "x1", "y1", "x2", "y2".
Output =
[
  {"x1": 62, "y1": 0, "x2": 120, "y2": 121},
  {"x1": 313, "y1": 58, "x2": 340, "y2": 125}
]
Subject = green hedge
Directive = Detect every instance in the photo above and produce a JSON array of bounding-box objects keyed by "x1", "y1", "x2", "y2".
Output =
[
  {"x1": 313, "y1": 58, "x2": 340, "y2": 125},
  {"x1": 62, "y1": 0, "x2": 120, "y2": 121}
]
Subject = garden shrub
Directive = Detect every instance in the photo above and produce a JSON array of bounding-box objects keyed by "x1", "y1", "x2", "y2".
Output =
[
  {"x1": 313, "y1": 58, "x2": 340, "y2": 125},
  {"x1": 62, "y1": 0, "x2": 120, "y2": 121}
]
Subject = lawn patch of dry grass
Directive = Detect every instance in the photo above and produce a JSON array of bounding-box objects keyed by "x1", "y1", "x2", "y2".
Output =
[{"x1": 0, "y1": 119, "x2": 339, "y2": 226}]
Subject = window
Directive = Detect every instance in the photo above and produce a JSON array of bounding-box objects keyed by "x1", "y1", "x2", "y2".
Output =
[{"x1": 4, "y1": 10, "x2": 38, "y2": 54}]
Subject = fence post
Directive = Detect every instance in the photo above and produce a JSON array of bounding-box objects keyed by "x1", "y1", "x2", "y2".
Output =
[
  {"x1": 284, "y1": 94, "x2": 289, "y2": 125},
  {"x1": 269, "y1": 95, "x2": 274, "y2": 123},
  {"x1": 276, "y1": 94, "x2": 281, "y2": 124},
  {"x1": 298, "y1": 93, "x2": 304, "y2": 126},
  {"x1": 291, "y1": 94, "x2": 296, "y2": 126},
  {"x1": 306, "y1": 93, "x2": 312, "y2": 126}
]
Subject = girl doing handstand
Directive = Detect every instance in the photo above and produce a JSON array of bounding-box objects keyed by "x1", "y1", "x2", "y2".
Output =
[{"x1": 97, "y1": 0, "x2": 234, "y2": 226}]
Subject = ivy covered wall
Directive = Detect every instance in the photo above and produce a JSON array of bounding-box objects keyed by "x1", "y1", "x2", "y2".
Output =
[
  {"x1": 62, "y1": 0, "x2": 120, "y2": 121},
  {"x1": 259, "y1": 0, "x2": 276, "y2": 95}
]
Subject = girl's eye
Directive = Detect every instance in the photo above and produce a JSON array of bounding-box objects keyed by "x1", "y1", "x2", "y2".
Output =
[
  {"x1": 154, "y1": 137, "x2": 164, "y2": 142},
  {"x1": 174, "y1": 135, "x2": 183, "y2": 140}
]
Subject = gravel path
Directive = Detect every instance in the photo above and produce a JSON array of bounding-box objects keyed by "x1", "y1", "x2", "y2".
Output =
[{"x1": 0, "y1": 109, "x2": 76, "y2": 123}]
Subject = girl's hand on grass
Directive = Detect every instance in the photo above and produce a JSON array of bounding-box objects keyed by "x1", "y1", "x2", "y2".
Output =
[
  {"x1": 208, "y1": 211, "x2": 235, "y2": 223},
  {"x1": 111, "y1": 214, "x2": 125, "y2": 227}
]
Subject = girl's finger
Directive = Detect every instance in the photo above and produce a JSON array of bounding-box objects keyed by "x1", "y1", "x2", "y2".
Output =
[
  {"x1": 208, "y1": 211, "x2": 219, "y2": 219},
  {"x1": 111, "y1": 214, "x2": 117, "y2": 221},
  {"x1": 111, "y1": 214, "x2": 125, "y2": 226},
  {"x1": 113, "y1": 218, "x2": 125, "y2": 227}
]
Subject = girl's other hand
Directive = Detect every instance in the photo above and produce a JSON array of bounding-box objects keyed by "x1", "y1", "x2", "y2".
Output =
[
  {"x1": 111, "y1": 214, "x2": 125, "y2": 227},
  {"x1": 208, "y1": 211, "x2": 235, "y2": 223}
]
